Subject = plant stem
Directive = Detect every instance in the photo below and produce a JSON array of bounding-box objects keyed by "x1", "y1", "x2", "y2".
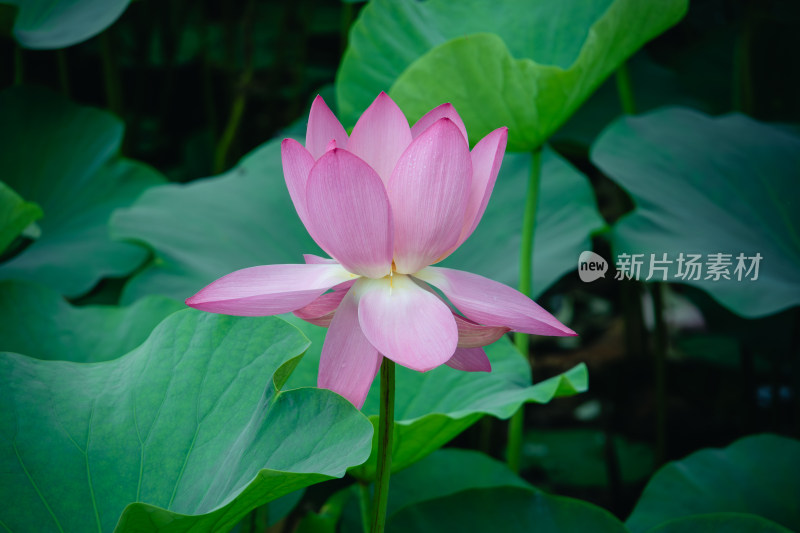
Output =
[
  {"x1": 56, "y1": 49, "x2": 70, "y2": 98},
  {"x1": 615, "y1": 62, "x2": 636, "y2": 115},
  {"x1": 651, "y1": 283, "x2": 667, "y2": 466},
  {"x1": 100, "y1": 30, "x2": 123, "y2": 117},
  {"x1": 214, "y1": 0, "x2": 255, "y2": 173},
  {"x1": 506, "y1": 147, "x2": 543, "y2": 473},
  {"x1": 506, "y1": 409, "x2": 524, "y2": 473},
  {"x1": 370, "y1": 359, "x2": 395, "y2": 533},
  {"x1": 357, "y1": 481, "x2": 371, "y2": 533},
  {"x1": 514, "y1": 147, "x2": 543, "y2": 356},
  {"x1": 13, "y1": 45, "x2": 23, "y2": 85}
]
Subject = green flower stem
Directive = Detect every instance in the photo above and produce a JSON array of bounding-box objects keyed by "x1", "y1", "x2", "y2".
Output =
[
  {"x1": 100, "y1": 30, "x2": 123, "y2": 118},
  {"x1": 13, "y1": 45, "x2": 23, "y2": 85},
  {"x1": 370, "y1": 358, "x2": 395, "y2": 533},
  {"x1": 214, "y1": 0, "x2": 256, "y2": 173},
  {"x1": 358, "y1": 481, "x2": 371, "y2": 533},
  {"x1": 56, "y1": 49, "x2": 70, "y2": 98},
  {"x1": 651, "y1": 282, "x2": 668, "y2": 466},
  {"x1": 507, "y1": 147, "x2": 543, "y2": 473},
  {"x1": 615, "y1": 62, "x2": 637, "y2": 115}
]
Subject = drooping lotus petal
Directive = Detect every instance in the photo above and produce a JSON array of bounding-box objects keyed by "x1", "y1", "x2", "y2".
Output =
[
  {"x1": 415, "y1": 267, "x2": 576, "y2": 336},
  {"x1": 346, "y1": 92, "x2": 412, "y2": 184},
  {"x1": 411, "y1": 102, "x2": 468, "y2": 143},
  {"x1": 306, "y1": 95, "x2": 348, "y2": 160},
  {"x1": 306, "y1": 149, "x2": 394, "y2": 279},
  {"x1": 389, "y1": 118, "x2": 472, "y2": 274},
  {"x1": 318, "y1": 290, "x2": 382, "y2": 408},
  {"x1": 357, "y1": 274, "x2": 458, "y2": 372},
  {"x1": 186, "y1": 263, "x2": 355, "y2": 316},
  {"x1": 445, "y1": 347, "x2": 491, "y2": 372},
  {"x1": 293, "y1": 289, "x2": 348, "y2": 327},
  {"x1": 455, "y1": 127, "x2": 508, "y2": 248},
  {"x1": 281, "y1": 138, "x2": 316, "y2": 235},
  {"x1": 453, "y1": 313, "x2": 510, "y2": 348}
]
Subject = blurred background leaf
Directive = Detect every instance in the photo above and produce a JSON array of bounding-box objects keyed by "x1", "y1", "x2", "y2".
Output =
[
  {"x1": 0, "y1": 86, "x2": 164, "y2": 298},
  {"x1": 592, "y1": 107, "x2": 800, "y2": 318}
]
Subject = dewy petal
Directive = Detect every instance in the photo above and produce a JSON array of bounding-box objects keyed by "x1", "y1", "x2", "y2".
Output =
[
  {"x1": 281, "y1": 138, "x2": 316, "y2": 236},
  {"x1": 453, "y1": 313, "x2": 510, "y2": 348},
  {"x1": 293, "y1": 289, "x2": 348, "y2": 327},
  {"x1": 410, "y1": 103, "x2": 468, "y2": 143},
  {"x1": 318, "y1": 289, "x2": 382, "y2": 409},
  {"x1": 306, "y1": 148, "x2": 394, "y2": 278},
  {"x1": 415, "y1": 267, "x2": 577, "y2": 336},
  {"x1": 455, "y1": 126, "x2": 508, "y2": 249},
  {"x1": 186, "y1": 263, "x2": 356, "y2": 316},
  {"x1": 306, "y1": 95, "x2": 348, "y2": 160},
  {"x1": 357, "y1": 274, "x2": 458, "y2": 372},
  {"x1": 445, "y1": 347, "x2": 491, "y2": 372},
  {"x1": 389, "y1": 118, "x2": 472, "y2": 274},
  {"x1": 346, "y1": 92, "x2": 412, "y2": 184}
]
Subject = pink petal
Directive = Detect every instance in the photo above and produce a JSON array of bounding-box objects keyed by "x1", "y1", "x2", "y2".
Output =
[
  {"x1": 453, "y1": 313, "x2": 510, "y2": 348},
  {"x1": 281, "y1": 139, "x2": 316, "y2": 236},
  {"x1": 389, "y1": 118, "x2": 472, "y2": 274},
  {"x1": 356, "y1": 275, "x2": 458, "y2": 372},
  {"x1": 306, "y1": 95, "x2": 348, "y2": 160},
  {"x1": 445, "y1": 347, "x2": 491, "y2": 372},
  {"x1": 186, "y1": 263, "x2": 355, "y2": 316},
  {"x1": 346, "y1": 92, "x2": 412, "y2": 184},
  {"x1": 305, "y1": 148, "x2": 394, "y2": 279},
  {"x1": 318, "y1": 289, "x2": 382, "y2": 408},
  {"x1": 293, "y1": 289, "x2": 348, "y2": 327},
  {"x1": 302, "y1": 255, "x2": 355, "y2": 291},
  {"x1": 415, "y1": 267, "x2": 577, "y2": 337},
  {"x1": 411, "y1": 103, "x2": 468, "y2": 143},
  {"x1": 456, "y1": 127, "x2": 508, "y2": 248}
]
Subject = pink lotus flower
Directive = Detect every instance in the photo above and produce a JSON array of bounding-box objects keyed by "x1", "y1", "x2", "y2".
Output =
[{"x1": 186, "y1": 93, "x2": 576, "y2": 408}]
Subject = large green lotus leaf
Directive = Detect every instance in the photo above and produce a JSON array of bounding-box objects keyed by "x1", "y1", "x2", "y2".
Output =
[
  {"x1": 0, "y1": 280, "x2": 183, "y2": 362},
  {"x1": 337, "y1": 0, "x2": 687, "y2": 151},
  {"x1": 591, "y1": 107, "x2": 800, "y2": 318},
  {"x1": 383, "y1": 448, "x2": 532, "y2": 518},
  {"x1": 522, "y1": 428, "x2": 654, "y2": 487},
  {"x1": 0, "y1": 180, "x2": 42, "y2": 254},
  {"x1": 0, "y1": 86, "x2": 164, "y2": 298},
  {"x1": 626, "y1": 434, "x2": 800, "y2": 533},
  {"x1": 387, "y1": 487, "x2": 627, "y2": 533},
  {"x1": 441, "y1": 146, "x2": 605, "y2": 297},
  {"x1": 644, "y1": 514, "x2": 793, "y2": 533},
  {"x1": 0, "y1": 310, "x2": 373, "y2": 532},
  {"x1": 336, "y1": 448, "x2": 535, "y2": 532},
  {"x1": 1, "y1": 0, "x2": 130, "y2": 49},
  {"x1": 111, "y1": 138, "x2": 320, "y2": 304},
  {"x1": 283, "y1": 316, "x2": 587, "y2": 480}
]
